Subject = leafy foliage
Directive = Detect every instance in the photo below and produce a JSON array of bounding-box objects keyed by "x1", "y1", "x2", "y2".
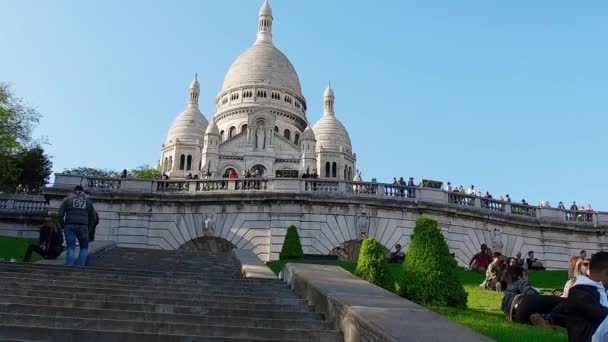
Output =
[
  {"x1": 63, "y1": 167, "x2": 119, "y2": 178},
  {"x1": 400, "y1": 216, "x2": 467, "y2": 308},
  {"x1": 16, "y1": 146, "x2": 52, "y2": 190},
  {"x1": 279, "y1": 225, "x2": 304, "y2": 260},
  {"x1": 130, "y1": 164, "x2": 161, "y2": 179},
  {"x1": 0, "y1": 84, "x2": 45, "y2": 192},
  {"x1": 355, "y1": 238, "x2": 393, "y2": 290}
]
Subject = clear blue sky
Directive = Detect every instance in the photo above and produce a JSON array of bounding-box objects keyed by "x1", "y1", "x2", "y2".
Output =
[{"x1": 1, "y1": 1, "x2": 607, "y2": 208}]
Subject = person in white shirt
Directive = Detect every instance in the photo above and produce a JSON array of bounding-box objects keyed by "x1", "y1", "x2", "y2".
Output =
[
  {"x1": 467, "y1": 185, "x2": 475, "y2": 195},
  {"x1": 445, "y1": 182, "x2": 452, "y2": 192}
]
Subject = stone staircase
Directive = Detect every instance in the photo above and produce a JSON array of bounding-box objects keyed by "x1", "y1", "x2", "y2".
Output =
[{"x1": 0, "y1": 248, "x2": 342, "y2": 341}]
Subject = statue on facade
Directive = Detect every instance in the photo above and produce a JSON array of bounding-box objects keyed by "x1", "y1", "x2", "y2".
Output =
[
  {"x1": 491, "y1": 227, "x2": 503, "y2": 255},
  {"x1": 256, "y1": 125, "x2": 265, "y2": 149}
]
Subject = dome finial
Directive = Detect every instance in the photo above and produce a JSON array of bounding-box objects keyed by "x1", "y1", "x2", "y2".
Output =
[
  {"x1": 323, "y1": 83, "x2": 335, "y2": 116},
  {"x1": 256, "y1": 0, "x2": 273, "y2": 44},
  {"x1": 188, "y1": 74, "x2": 200, "y2": 107}
]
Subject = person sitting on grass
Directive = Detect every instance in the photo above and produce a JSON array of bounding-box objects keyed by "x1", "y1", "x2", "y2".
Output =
[
  {"x1": 481, "y1": 252, "x2": 505, "y2": 291},
  {"x1": 526, "y1": 251, "x2": 545, "y2": 270},
  {"x1": 23, "y1": 216, "x2": 64, "y2": 262},
  {"x1": 388, "y1": 244, "x2": 405, "y2": 264},
  {"x1": 529, "y1": 257, "x2": 591, "y2": 330},
  {"x1": 564, "y1": 251, "x2": 608, "y2": 342},
  {"x1": 501, "y1": 266, "x2": 565, "y2": 325},
  {"x1": 469, "y1": 244, "x2": 491, "y2": 271}
]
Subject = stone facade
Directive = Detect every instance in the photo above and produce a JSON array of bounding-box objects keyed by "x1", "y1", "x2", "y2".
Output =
[
  {"x1": 39, "y1": 174, "x2": 608, "y2": 269},
  {"x1": 158, "y1": 1, "x2": 356, "y2": 180}
]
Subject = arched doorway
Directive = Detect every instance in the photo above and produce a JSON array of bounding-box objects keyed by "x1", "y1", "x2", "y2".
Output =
[
  {"x1": 251, "y1": 164, "x2": 266, "y2": 178},
  {"x1": 179, "y1": 237, "x2": 235, "y2": 254}
]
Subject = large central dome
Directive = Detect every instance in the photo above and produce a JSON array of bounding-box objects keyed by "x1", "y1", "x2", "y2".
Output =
[{"x1": 221, "y1": 43, "x2": 302, "y2": 96}]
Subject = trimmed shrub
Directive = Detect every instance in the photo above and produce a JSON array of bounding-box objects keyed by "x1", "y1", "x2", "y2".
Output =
[
  {"x1": 355, "y1": 238, "x2": 393, "y2": 290},
  {"x1": 279, "y1": 225, "x2": 303, "y2": 260},
  {"x1": 400, "y1": 216, "x2": 467, "y2": 308}
]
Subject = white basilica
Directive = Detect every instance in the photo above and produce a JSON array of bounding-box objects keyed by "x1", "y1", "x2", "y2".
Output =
[{"x1": 159, "y1": 0, "x2": 356, "y2": 180}]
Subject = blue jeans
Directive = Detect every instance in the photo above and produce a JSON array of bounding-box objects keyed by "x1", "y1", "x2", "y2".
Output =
[{"x1": 64, "y1": 224, "x2": 89, "y2": 266}]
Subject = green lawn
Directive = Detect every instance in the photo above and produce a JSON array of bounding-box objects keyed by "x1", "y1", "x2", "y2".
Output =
[
  {"x1": 268, "y1": 259, "x2": 567, "y2": 342},
  {"x1": 0, "y1": 236, "x2": 40, "y2": 262}
]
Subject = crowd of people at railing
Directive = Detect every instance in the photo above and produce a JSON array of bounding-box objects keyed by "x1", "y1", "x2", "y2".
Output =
[
  {"x1": 442, "y1": 181, "x2": 596, "y2": 220},
  {"x1": 468, "y1": 244, "x2": 608, "y2": 339}
]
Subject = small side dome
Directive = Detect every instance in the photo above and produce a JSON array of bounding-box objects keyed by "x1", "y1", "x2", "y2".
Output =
[
  {"x1": 312, "y1": 116, "x2": 351, "y2": 151},
  {"x1": 205, "y1": 120, "x2": 219, "y2": 135},
  {"x1": 302, "y1": 126, "x2": 316, "y2": 140},
  {"x1": 166, "y1": 107, "x2": 208, "y2": 144}
]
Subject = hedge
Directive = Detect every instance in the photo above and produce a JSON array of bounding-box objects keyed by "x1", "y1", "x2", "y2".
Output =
[{"x1": 279, "y1": 225, "x2": 304, "y2": 260}]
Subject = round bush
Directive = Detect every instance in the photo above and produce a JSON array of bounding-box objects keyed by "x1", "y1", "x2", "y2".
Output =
[
  {"x1": 279, "y1": 225, "x2": 303, "y2": 260},
  {"x1": 355, "y1": 238, "x2": 393, "y2": 290},
  {"x1": 401, "y1": 216, "x2": 467, "y2": 308}
]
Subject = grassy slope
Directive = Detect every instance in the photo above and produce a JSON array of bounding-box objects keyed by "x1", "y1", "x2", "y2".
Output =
[
  {"x1": 269, "y1": 259, "x2": 567, "y2": 342},
  {"x1": 0, "y1": 236, "x2": 40, "y2": 262}
]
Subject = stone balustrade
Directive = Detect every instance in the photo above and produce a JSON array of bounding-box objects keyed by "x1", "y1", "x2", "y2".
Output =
[
  {"x1": 51, "y1": 173, "x2": 607, "y2": 226},
  {"x1": 0, "y1": 194, "x2": 48, "y2": 213}
]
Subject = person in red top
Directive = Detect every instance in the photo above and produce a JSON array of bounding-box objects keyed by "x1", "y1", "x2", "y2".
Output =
[
  {"x1": 469, "y1": 244, "x2": 491, "y2": 271},
  {"x1": 228, "y1": 170, "x2": 238, "y2": 179}
]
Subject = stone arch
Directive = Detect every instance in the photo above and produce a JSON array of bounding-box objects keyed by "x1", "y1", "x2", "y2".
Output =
[{"x1": 179, "y1": 237, "x2": 235, "y2": 254}]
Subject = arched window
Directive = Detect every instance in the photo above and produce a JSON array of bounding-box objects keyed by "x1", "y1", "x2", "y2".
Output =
[
  {"x1": 241, "y1": 124, "x2": 248, "y2": 133},
  {"x1": 164, "y1": 157, "x2": 168, "y2": 172},
  {"x1": 284, "y1": 129, "x2": 291, "y2": 140},
  {"x1": 294, "y1": 133, "x2": 300, "y2": 145},
  {"x1": 348, "y1": 167, "x2": 352, "y2": 180},
  {"x1": 179, "y1": 155, "x2": 186, "y2": 170},
  {"x1": 274, "y1": 126, "x2": 279, "y2": 133},
  {"x1": 220, "y1": 130, "x2": 225, "y2": 141},
  {"x1": 344, "y1": 165, "x2": 348, "y2": 180},
  {"x1": 332, "y1": 162, "x2": 337, "y2": 178},
  {"x1": 228, "y1": 126, "x2": 236, "y2": 138},
  {"x1": 168, "y1": 156, "x2": 173, "y2": 170},
  {"x1": 325, "y1": 162, "x2": 330, "y2": 178},
  {"x1": 186, "y1": 155, "x2": 192, "y2": 170}
]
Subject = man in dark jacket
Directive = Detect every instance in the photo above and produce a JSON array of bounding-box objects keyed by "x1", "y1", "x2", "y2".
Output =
[
  {"x1": 23, "y1": 217, "x2": 64, "y2": 262},
  {"x1": 58, "y1": 185, "x2": 96, "y2": 266},
  {"x1": 565, "y1": 251, "x2": 608, "y2": 342}
]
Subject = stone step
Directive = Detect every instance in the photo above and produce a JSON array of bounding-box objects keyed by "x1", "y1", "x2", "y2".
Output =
[
  {"x1": 0, "y1": 294, "x2": 314, "y2": 314},
  {"x1": 0, "y1": 325, "x2": 301, "y2": 342},
  {"x1": 0, "y1": 275, "x2": 294, "y2": 296},
  {"x1": 0, "y1": 285, "x2": 303, "y2": 305},
  {"x1": 0, "y1": 303, "x2": 330, "y2": 329},
  {"x1": 0, "y1": 313, "x2": 340, "y2": 341},
  {"x1": 0, "y1": 288, "x2": 308, "y2": 307},
  {"x1": 0, "y1": 268, "x2": 283, "y2": 288},
  {"x1": 0, "y1": 280, "x2": 300, "y2": 300},
  {"x1": 6, "y1": 261, "x2": 244, "y2": 279},
  {"x1": 0, "y1": 263, "x2": 254, "y2": 281}
]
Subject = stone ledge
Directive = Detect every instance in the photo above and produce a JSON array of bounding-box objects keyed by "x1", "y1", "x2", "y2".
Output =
[
  {"x1": 37, "y1": 240, "x2": 117, "y2": 265},
  {"x1": 231, "y1": 249, "x2": 277, "y2": 279},
  {"x1": 280, "y1": 263, "x2": 492, "y2": 342}
]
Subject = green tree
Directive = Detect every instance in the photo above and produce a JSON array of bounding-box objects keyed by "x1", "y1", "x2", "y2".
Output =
[
  {"x1": 0, "y1": 83, "x2": 42, "y2": 192},
  {"x1": 279, "y1": 225, "x2": 304, "y2": 260},
  {"x1": 16, "y1": 146, "x2": 53, "y2": 190},
  {"x1": 63, "y1": 167, "x2": 119, "y2": 178},
  {"x1": 400, "y1": 216, "x2": 467, "y2": 308},
  {"x1": 130, "y1": 164, "x2": 161, "y2": 179},
  {"x1": 355, "y1": 238, "x2": 393, "y2": 290}
]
